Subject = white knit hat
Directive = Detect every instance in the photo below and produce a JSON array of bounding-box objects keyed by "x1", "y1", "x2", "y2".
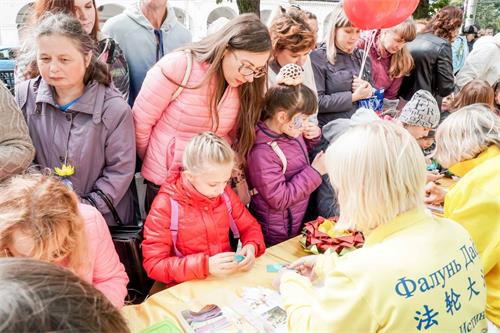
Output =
[{"x1": 399, "y1": 90, "x2": 440, "y2": 128}]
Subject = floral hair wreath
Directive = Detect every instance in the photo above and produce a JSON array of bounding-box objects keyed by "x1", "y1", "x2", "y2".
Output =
[{"x1": 276, "y1": 63, "x2": 304, "y2": 86}]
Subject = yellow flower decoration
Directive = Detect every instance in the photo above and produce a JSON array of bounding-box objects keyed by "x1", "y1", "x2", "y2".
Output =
[{"x1": 54, "y1": 164, "x2": 75, "y2": 177}]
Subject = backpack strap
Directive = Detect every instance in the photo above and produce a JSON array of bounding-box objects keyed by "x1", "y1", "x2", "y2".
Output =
[
  {"x1": 249, "y1": 141, "x2": 287, "y2": 197},
  {"x1": 171, "y1": 50, "x2": 193, "y2": 101},
  {"x1": 268, "y1": 141, "x2": 287, "y2": 174},
  {"x1": 169, "y1": 198, "x2": 184, "y2": 258},
  {"x1": 222, "y1": 192, "x2": 240, "y2": 239},
  {"x1": 169, "y1": 192, "x2": 239, "y2": 258}
]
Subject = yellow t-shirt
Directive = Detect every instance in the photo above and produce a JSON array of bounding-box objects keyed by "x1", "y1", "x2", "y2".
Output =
[
  {"x1": 446, "y1": 145, "x2": 500, "y2": 326},
  {"x1": 280, "y1": 209, "x2": 487, "y2": 332}
]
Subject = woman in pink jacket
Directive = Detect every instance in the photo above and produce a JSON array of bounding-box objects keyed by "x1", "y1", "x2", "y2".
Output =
[
  {"x1": 0, "y1": 174, "x2": 128, "y2": 308},
  {"x1": 132, "y1": 14, "x2": 271, "y2": 210}
]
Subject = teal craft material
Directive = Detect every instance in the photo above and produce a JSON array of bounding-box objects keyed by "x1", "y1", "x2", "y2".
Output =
[
  {"x1": 234, "y1": 254, "x2": 245, "y2": 263},
  {"x1": 266, "y1": 263, "x2": 284, "y2": 273}
]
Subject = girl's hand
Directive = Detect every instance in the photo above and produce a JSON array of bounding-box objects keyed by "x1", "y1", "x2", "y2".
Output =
[
  {"x1": 352, "y1": 77, "x2": 373, "y2": 102},
  {"x1": 288, "y1": 255, "x2": 318, "y2": 281},
  {"x1": 303, "y1": 123, "x2": 321, "y2": 140},
  {"x1": 237, "y1": 244, "x2": 256, "y2": 272},
  {"x1": 208, "y1": 252, "x2": 238, "y2": 277},
  {"x1": 426, "y1": 170, "x2": 444, "y2": 183},
  {"x1": 311, "y1": 151, "x2": 327, "y2": 176},
  {"x1": 424, "y1": 182, "x2": 446, "y2": 205}
]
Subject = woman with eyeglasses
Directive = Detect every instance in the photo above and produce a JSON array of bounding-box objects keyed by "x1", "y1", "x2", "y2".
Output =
[
  {"x1": 310, "y1": 3, "x2": 374, "y2": 127},
  {"x1": 133, "y1": 14, "x2": 271, "y2": 210}
]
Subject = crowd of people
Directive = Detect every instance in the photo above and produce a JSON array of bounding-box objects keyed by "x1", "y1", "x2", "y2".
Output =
[{"x1": 0, "y1": 0, "x2": 498, "y2": 332}]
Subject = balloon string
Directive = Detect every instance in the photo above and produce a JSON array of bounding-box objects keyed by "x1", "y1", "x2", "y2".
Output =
[{"x1": 359, "y1": 29, "x2": 376, "y2": 79}]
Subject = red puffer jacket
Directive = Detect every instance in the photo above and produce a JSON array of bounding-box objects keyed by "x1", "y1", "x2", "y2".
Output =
[{"x1": 142, "y1": 174, "x2": 266, "y2": 284}]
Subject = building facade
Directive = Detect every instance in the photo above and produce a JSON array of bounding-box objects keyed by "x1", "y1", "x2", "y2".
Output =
[{"x1": 0, "y1": 0, "x2": 338, "y2": 45}]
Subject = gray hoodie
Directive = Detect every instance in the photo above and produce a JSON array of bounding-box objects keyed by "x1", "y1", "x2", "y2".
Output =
[{"x1": 103, "y1": 2, "x2": 191, "y2": 105}]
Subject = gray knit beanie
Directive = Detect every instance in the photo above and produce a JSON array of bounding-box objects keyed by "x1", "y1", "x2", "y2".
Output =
[{"x1": 399, "y1": 90, "x2": 440, "y2": 128}]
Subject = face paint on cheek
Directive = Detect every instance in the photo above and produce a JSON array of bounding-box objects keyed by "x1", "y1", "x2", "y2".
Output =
[{"x1": 289, "y1": 115, "x2": 304, "y2": 130}]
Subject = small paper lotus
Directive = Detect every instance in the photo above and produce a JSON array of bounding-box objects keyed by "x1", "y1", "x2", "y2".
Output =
[
  {"x1": 300, "y1": 216, "x2": 365, "y2": 256},
  {"x1": 54, "y1": 164, "x2": 75, "y2": 177}
]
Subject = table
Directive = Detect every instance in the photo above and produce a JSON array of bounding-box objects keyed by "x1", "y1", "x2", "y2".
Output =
[
  {"x1": 121, "y1": 236, "x2": 308, "y2": 333},
  {"x1": 122, "y1": 178, "x2": 455, "y2": 332}
]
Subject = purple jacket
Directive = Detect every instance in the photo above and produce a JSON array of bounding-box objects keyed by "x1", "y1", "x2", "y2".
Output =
[
  {"x1": 15, "y1": 77, "x2": 136, "y2": 225},
  {"x1": 246, "y1": 122, "x2": 322, "y2": 246},
  {"x1": 357, "y1": 33, "x2": 403, "y2": 100}
]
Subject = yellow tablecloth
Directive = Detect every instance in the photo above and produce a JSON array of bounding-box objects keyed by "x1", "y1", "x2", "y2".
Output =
[
  {"x1": 122, "y1": 236, "x2": 308, "y2": 332},
  {"x1": 122, "y1": 178, "x2": 455, "y2": 332}
]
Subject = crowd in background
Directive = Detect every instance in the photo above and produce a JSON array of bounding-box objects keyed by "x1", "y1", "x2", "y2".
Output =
[{"x1": 0, "y1": 0, "x2": 498, "y2": 332}]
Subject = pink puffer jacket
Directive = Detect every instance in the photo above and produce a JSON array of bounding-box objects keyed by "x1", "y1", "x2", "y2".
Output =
[
  {"x1": 78, "y1": 204, "x2": 128, "y2": 308},
  {"x1": 133, "y1": 51, "x2": 241, "y2": 185}
]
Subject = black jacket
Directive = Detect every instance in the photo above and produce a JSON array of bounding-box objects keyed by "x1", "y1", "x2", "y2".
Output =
[
  {"x1": 400, "y1": 33, "x2": 454, "y2": 104},
  {"x1": 311, "y1": 43, "x2": 372, "y2": 127}
]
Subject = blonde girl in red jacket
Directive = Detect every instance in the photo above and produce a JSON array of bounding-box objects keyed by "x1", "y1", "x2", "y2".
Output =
[{"x1": 142, "y1": 132, "x2": 265, "y2": 286}]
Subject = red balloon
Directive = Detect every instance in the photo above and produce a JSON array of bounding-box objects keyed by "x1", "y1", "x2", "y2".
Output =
[
  {"x1": 381, "y1": 0, "x2": 420, "y2": 28},
  {"x1": 344, "y1": 0, "x2": 400, "y2": 30}
]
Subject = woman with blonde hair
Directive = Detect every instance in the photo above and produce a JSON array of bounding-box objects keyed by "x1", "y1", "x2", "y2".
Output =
[
  {"x1": 310, "y1": 3, "x2": 374, "y2": 126},
  {"x1": 0, "y1": 173, "x2": 128, "y2": 308},
  {"x1": 133, "y1": 14, "x2": 271, "y2": 211},
  {"x1": 357, "y1": 19, "x2": 416, "y2": 100},
  {"x1": 0, "y1": 258, "x2": 130, "y2": 332},
  {"x1": 275, "y1": 121, "x2": 487, "y2": 332},
  {"x1": 425, "y1": 104, "x2": 500, "y2": 331}
]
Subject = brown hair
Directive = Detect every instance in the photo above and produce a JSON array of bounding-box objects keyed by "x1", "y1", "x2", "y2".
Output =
[
  {"x1": 34, "y1": 12, "x2": 110, "y2": 86},
  {"x1": 173, "y1": 14, "x2": 271, "y2": 158},
  {"x1": 0, "y1": 258, "x2": 130, "y2": 332},
  {"x1": 0, "y1": 174, "x2": 87, "y2": 274},
  {"x1": 493, "y1": 79, "x2": 500, "y2": 113},
  {"x1": 261, "y1": 83, "x2": 318, "y2": 121},
  {"x1": 452, "y1": 79, "x2": 495, "y2": 110},
  {"x1": 422, "y1": 6, "x2": 463, "y2": 42},
  {"x1": 269, "y1": 8, "x2": 317, "y2": 55},
  {"x1": 380, "y1": 19, "x2": 416, "y2": 79},
  {"x1": 33, "y1": 0, "x2": 100, "y2": 41}
]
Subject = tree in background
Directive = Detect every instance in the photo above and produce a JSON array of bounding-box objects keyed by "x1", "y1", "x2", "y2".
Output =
[
  {"x1": 216, "y1": 0, "x2": 261, "y2": 17},
  {"x1": 414, "y1": 0, "x2": 499, "y2": 33}
]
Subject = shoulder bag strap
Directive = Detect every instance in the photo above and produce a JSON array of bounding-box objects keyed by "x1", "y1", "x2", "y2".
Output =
[
  {"x1": 171, "y1": 50, "x2": 193, "y2": 101},
  {"x1": 94, "y1": 189, "x2": 123, "y2": 226},
  {"x1": 169, "y1": 198, "x2": 184, "y2": 258}
]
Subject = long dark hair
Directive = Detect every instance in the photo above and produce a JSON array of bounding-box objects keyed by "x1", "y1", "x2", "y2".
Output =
[
  {"x1": 261, "y1": 83, "x2": 317, "y2": 121},
  {"x1": 170, "y1": 14, "x2": 272, "y2": 159},
  {"x1": 34, "y1": 12, "x2": 110, "y2": 86},
  {"x1": 33, "y1": 0, "x2": 100, "y2": 41}
]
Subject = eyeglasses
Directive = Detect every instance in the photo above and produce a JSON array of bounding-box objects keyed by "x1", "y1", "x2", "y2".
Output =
[{"x1": 232, "y1": 51, "x2": 267, "y2": 78}]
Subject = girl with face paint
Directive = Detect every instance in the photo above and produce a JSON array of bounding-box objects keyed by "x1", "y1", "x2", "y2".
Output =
[{"x1": 246, "y1": 64, "x2": 325, "y2": 247}]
